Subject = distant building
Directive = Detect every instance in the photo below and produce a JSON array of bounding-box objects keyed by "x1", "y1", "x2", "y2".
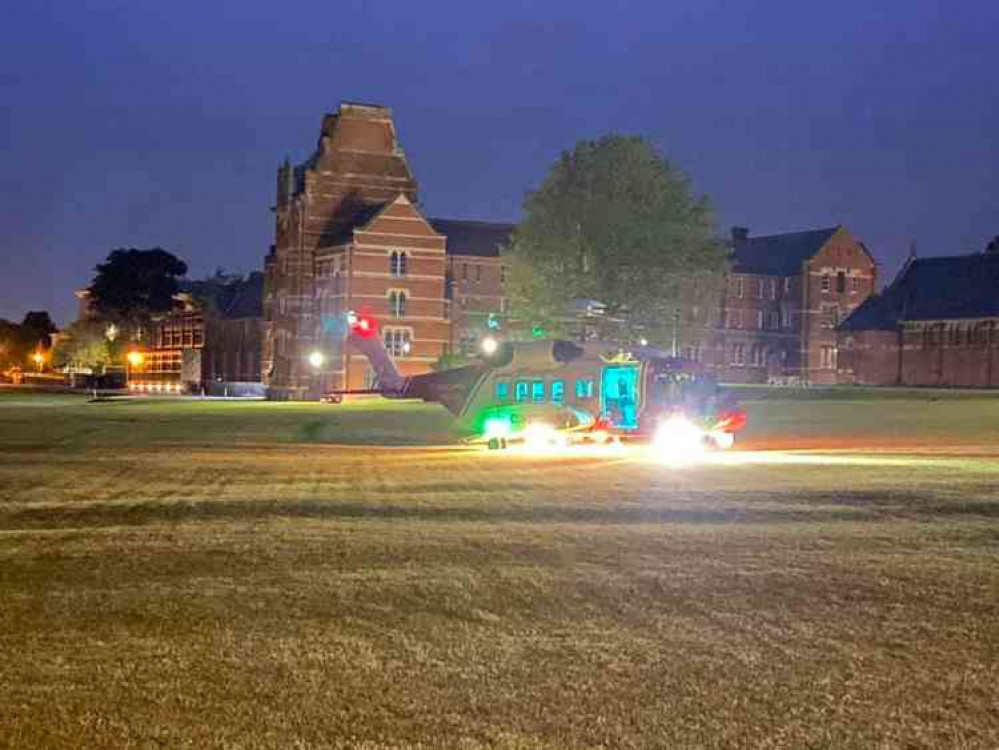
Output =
[
  {"x1": 129, "y1": 273, "x2": 265, "y2": 392},
  {"x1": 712, "y1": 225, "x2": 877, "y2": 384},
  {"x1": 839, "y1": 249, "x2": 999, "y2": 387},
  {"x1": 263, "y1": 103, "x2": 510, "y2": 398}
]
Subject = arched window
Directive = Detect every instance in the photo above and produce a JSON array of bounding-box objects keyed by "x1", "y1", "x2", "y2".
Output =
[
  {"x1": 390, "y1": 251, "x2": 408, "y2": 277},
  {"x1": 389, "y1": 290, "x2": 407, "y2": 318}
]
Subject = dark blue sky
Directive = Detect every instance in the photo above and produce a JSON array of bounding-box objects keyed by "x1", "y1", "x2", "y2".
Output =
[{"x1": 2, "y1": 0, "x2": 996, "y2": 324}]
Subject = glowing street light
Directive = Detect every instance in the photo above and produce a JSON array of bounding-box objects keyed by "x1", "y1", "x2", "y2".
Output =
[
  {"x1": 308, "y1": 351, "x2": 325, "y2": 369},
  {"x1": 31, "y1": 351, "x2": 44, "y2": 373},
  {"x1": 126, "y1": 351, "x2": 145, "y2": 367},
  {"x1": 481, "y1": 336, "x2": 499, "y2": 356}
]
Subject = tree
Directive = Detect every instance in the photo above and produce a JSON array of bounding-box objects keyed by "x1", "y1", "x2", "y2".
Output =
[
  {"x1": 986, "y1": 235, "x2": 999, "y2": 255},
  {"x1": 20, "y1": 311, "x2": 57, "y2": 349},
  {"x1": 88, "y1": 248, "x2": 188, "y2": 328},
  {"x1": 51, "y1": 319, "x2": 113, "y2": 373},
  {"x1": 505, "y1": 135, "x2": 727, "y2": 342}
]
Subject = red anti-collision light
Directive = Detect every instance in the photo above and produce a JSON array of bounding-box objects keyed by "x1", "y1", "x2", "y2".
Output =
[{"x1": 348, "y1": 313, "x2": 378, "y2": 338}]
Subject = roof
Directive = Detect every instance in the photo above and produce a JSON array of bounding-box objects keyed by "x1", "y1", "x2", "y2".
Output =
[
  {"x1": 429, "y1": 218, "x2": 514, "y2": 258},
  {"x1": 889, "y1": 253, "x2": 999, "y2": 321},
  {"x1": 838, "y1": 293, "x2": 899, "y2": 332},
  {"x1": 731, "y1": 226, "x2": 840, "y2": 275},
  {"x1": 323, "y1": 202, "x2": 390, "y2": 246},
  {"x1": 840, "y1": 252, "x2": 999, "y2": 331}
]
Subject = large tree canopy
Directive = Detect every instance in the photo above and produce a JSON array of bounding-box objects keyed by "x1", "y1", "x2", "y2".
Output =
[
  {"x1": 88, "y1": 248, "x2": 188, "y2": 324},
  {"x1": 506, "y1": 135, "x2": 726, "y2": 339}
]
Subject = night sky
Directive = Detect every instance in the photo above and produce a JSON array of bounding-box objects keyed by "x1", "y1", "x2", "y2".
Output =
[{"x1": 2, "y1": 0, "x2": 996, "y2": 325}]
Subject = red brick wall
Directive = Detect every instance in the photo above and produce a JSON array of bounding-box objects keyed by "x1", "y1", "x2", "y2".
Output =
[{"x1": 447, "y1": 256, "x2": 505, "y2": 352}]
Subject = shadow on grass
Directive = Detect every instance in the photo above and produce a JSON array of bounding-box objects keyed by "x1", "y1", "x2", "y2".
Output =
[{"x1": 5, "y1": 490, "x2": 999, "y2": 531}]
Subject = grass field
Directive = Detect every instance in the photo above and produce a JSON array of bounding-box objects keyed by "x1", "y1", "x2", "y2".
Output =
[{"x1": 1, "y1": 391, "x2": 998, "y2": 748}]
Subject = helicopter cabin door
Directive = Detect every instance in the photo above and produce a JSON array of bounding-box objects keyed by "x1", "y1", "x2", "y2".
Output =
[{"x1": 601, "y1": 365, "x2": 639, "y2": 430}]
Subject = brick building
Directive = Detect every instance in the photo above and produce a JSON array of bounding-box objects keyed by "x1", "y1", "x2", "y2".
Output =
[
  {"x1": 263, "y1": 103, "x2": 511, "y2": 397},
  {"x1": 712, "y1": 225, "x2": 877, "y2": 384},
  {"x1": 838, "y1": 249, "x2": 999, "y2": 387},
  {"x1": 131, "y1": 274, "x2": 265, "y2": 392}
]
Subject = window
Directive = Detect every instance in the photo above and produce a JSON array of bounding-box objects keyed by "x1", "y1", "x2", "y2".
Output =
[
  {"x1": 462, "y1": 263, "x2": 468, "y2": 281},
  {"x1": 685, "y1": 342, "x2": 703, "y2": 363},
  {"x1": 551, "y1": 380, "x2": 565, "y2": 405},
  {"x1": 736, "y1": 277, "x2": 746, "y2": 298},
  {"x1": 500, "y1": 297, "x2": 509, "y2": 314},
  {"x1": 782, "y1": 307, "x2": 793, "y2": 330},
  {"x1": 384, "y1": 328, "x2": 411, "y2": 357},
  {"x1": 575, "y1": 378, "x2": 595, "y2": 398},
  {"x1": 389, "y1": 290, "x2": 407, "y2": 318},
  {"x1": 730, "y1": 343, "x2": 745, "y2": 366},
  {"x1": 390, "y1": 251, "x2": 407, "y2": 277},
  {"x1": 500, "y1": 265, "x2": 507, "y2": 283},
  {"x1": 531, "y1": 381, "x2": 545, "y2": 403},
  {"x1": 756, "y1": 310, "x2": 764, "y2": 330},
  {"x1": 475, "y1": 265, "x2": 481, "y2": 283},
  {"x1": 514, "y1": 381, "x2": 529, "y2": 402},
  {"x1": 495, "y1": 380, "x2": 510, "y2": 401},
  {"x1": 757, "y1": 279, "x2": 764, "y2": 299},
  {"x1": 821, "y1": 274, "x2": 831, "y2": 293},
  {"x1": 784, "y1": 277, "x2": 792, "y2": 293},
  {"x1": 836, "y1": 271, "x2": 846, "y2": 294},
  {"x1": 769, "y1": 311, "x2": 780, "y2": 330},
  {"x1": 820, "y1": 304, "x2": 838, "y2": 329},
  {"x1": 726, "y1": 309, "x2": 742, "y2": 329},
  {"x1": 770, "y1": 279, "x2": 778, "y2": 300},
  {"x1": 750, "y1": 345, "x2": 765, "y2": 367},
  {"x1": 820, "y1": 345, "x2": 837, "y2": 369}
]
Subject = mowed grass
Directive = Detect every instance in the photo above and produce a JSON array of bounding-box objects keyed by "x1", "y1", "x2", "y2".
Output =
[{"x1": 1, "y1": 392, "x2": 998, "y2": 749}]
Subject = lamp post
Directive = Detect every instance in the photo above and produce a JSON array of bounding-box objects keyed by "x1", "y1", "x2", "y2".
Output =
[
  {"x1": 308, "y1": 350, "x2": 324, "y2": 399},
  {"x1": 31, "y1": 350, "x2": 44, "y2": 374},
  {"x1": 126, "y1": 350, "x2": 144, "y2": 388}
]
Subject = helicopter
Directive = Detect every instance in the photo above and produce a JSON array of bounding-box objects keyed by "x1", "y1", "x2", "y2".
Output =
[{"x1": 338, "y1": 312, "x2": 747, "y2": 453}]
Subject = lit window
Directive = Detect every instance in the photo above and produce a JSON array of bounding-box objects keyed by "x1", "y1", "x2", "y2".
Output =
[
  {"x1": 531, "y1": 381, "x2": 545, "y2": 403},
  {"x1": 575, "y1": 378, "x2": 595, "y2": 398},
  {"x1": 496, "y1": 380, "x2": 510, "y2": 401},
  {"x1": 384, "y1": 329, "x2": 411, "y2": 357},
  {"x1": 514, "y1": 381, "x2": 529, "y2": 403},
  {"x1": 551, "y1": 380, "x2": 564, "y2": 405}
]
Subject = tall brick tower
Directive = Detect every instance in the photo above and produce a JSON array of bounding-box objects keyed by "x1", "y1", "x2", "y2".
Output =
[{"x1": 262, "y1": 103, "x2": 420, "y2": 396}]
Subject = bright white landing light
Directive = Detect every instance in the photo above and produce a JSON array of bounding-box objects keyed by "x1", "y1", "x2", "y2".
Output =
[
  {"x1": 523, "y1": 422, "x2": 568, "y2": 453},
  {"x1": 653, "y1": 416, "x2": 706, "y2": 464}
]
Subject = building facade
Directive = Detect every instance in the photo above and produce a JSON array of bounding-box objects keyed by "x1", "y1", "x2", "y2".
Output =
[
  {"x1": 263, "y1": 103, "x2": 512, "y2": 397},
  {"x1": 839, "y1": 250, "x2": 999, "y2": 387},
  {"x1": 710, "y1": 225, "x2": 877, "y2": 384}
]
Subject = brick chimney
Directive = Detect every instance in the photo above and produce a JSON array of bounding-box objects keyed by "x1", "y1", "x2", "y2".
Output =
[{"x1": 731, "y1": 226, "x2": 749, "y2": 242}]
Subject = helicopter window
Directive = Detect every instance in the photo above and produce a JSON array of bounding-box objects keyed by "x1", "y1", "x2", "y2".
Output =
[
  {"x1": 551, "y1": 380, "x2": 564, "y2": 405},
  {"x1": 495, "y1": 380, "x2": 509, "y2": 401},
  {"x1": 514, "y1": 381, "x2": 529, "y2": 403},
  {"x1": 531, "y1": 381, "x2": 545, "y2": 403},
  {"x1": 575, "y1": 378, "x2": 595, "y2": 399}
]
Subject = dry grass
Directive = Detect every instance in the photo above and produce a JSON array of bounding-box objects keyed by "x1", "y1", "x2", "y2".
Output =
[{"x1": 1, "y1": 393, "x2": 998, "y2": 748}]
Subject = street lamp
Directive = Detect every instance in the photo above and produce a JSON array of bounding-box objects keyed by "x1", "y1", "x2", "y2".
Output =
[
  {"x1": 481, "y1": 336, "x2": 499, "y2": 356},
  {"x1": 31, "y1": 351, "x2": 44, "y2": 373},
  {"x1": 308, "y1": 351, "x2": 324, "y2": 369},
  {"x1": 126, "y1": 351, "x2": 144, "y2": 368}
]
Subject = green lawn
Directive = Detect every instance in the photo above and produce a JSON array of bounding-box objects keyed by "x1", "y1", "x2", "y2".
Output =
[{"x1": 1, "y1": 392, "x2": 998, "y2": 748}]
